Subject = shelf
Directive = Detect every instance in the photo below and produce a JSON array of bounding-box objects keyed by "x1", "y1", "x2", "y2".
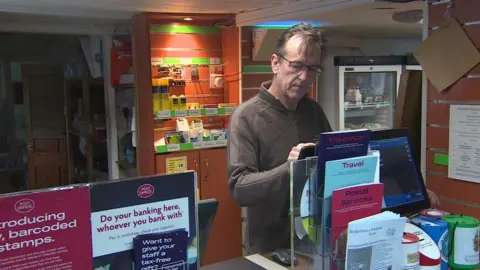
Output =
[
  {"x1": 151, "y1": 57, "x2": 222, "y2": 66},
  {"x1": 69, "y1": 120, "x2": 107, "y2": 143},
  {"x1": 154, "y1": 107, "x2": 235, "y2": 119},
  {"x1": 344, "y1": 102, "x2": 390, "y2": 110},
  {"x1": 344, "y1": 102, "x2": 391, "y2": 118},
  {"x1": 68, "y1": 129, "x2": 106, "y2": 143},
  {"x1": 116, "y1": 159, "x2": 137, "y2": 169},
  {"x1": 155, "y1": 140, "x2": 227, "y2": 154}
]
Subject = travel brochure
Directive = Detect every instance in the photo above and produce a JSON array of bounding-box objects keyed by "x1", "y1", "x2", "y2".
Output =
[{"x1": 0, "y1": 171, "x2": 197, "y2": 270}]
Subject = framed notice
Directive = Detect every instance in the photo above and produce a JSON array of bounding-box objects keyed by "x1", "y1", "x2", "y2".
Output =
[
  {"x1": 90, "y1": 171, "x2": 198, "y2": 270},
  {"x1": 0, "y1": 186, "x2": 92, "y2": 269}
]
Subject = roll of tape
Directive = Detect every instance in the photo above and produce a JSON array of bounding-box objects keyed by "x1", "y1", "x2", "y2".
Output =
[
  {"x1": 402, "y1": 233, "x2": 420, "y2": 270},
  {"x1": 411, "y1": 216, "x2": 449, "y2": 270},
  {"x1": 420, "y1": 209, "x2": 450, "y2": 220},
  {"x1": 442, "y1": 215, "x2": 480, "y2": 269}
]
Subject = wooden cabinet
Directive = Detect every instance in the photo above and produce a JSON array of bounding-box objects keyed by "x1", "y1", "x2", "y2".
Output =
[
  {"x1": 199, "y1": 148, "x2": 242, "y2": 265},
  {"x1": 154, "y1": 148, "x2": 242, "y2": 265}
]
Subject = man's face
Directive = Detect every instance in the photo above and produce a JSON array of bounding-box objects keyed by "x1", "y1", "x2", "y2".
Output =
[{"x1": 271, "y1": 35, "x2": 322, "y2": 102}]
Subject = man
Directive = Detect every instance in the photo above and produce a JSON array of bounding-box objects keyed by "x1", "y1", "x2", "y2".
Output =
[
  {"x1": 227, "y1": 22, "x2": 441, "y2": 255},
  {"x1": 227, "y1": 23, "x2": 331, "y2": 254}
]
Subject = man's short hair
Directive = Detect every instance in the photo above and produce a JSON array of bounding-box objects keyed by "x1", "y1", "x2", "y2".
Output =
[{"x1": 275, "y1": 22, "x2": 326, "y2": 60}]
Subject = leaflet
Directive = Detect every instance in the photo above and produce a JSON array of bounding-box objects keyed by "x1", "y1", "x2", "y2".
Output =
[{"x1": 346, "y1": 211, "x2": 407, "y2": 270}]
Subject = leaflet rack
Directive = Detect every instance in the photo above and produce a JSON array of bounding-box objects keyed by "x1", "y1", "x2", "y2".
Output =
[{"x1": 289, "y1": 157, "x2": 341, "y2": 270}]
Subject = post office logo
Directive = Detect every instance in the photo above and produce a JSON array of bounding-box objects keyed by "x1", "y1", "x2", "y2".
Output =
[
  {"x1": 14, "y1": 199, "x2": 35, "y2": 213},
  {"x1": 137, "y1": 184, "x2": 154, "y2": 199}
]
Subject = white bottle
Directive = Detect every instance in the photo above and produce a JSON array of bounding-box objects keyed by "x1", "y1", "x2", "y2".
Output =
[{"x1": 355, "y1": 86, "x2": 362, "y2": 105}]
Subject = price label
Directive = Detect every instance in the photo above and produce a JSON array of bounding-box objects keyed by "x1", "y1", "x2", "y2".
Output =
[
  {"x1": 205, "y1": 108, "x2": 218, "y2": 116},
  {"x1": 188, "y1": 109, "x2": 201, "y2": 116},
  {"x1": 223, "y1": 107, "x2": 235, "y2": 114},
  {"x1": 157, "y1": 111, "x2": 171, "y2": 118},
  {"x1": 192, "y1": 142, "x2": 204, "y2": 149},
  {"x1": 211, "y1": 58, "x2": 221, "y2": 65},
  {"x1": 204, "y1": 141, "x2": 215, "y2": 147},
  {"x1": 180, "y1": 58, "x2": 191, "y2": 65},
  {"x1": 215, "y1": 140, "x2": 227, "y2": 146},
  {"x1": 167, "y1": 144, "x2": 180, "y2": 152},
  {"x1": 175, "y1": 110, "x2": 187, "y2": 117},
  {"x1": 376, "y1": 104, "x2": 380, "y2": 108}
]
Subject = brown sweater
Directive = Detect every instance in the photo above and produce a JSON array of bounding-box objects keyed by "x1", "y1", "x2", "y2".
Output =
[{"x1": 227, "y1": 81, "x2": 332, "y2": 254}]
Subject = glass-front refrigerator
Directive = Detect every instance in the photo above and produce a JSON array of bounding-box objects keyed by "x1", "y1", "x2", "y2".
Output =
[{"x1": 335, "y1": 56, "x2": 404, "y2": 131}]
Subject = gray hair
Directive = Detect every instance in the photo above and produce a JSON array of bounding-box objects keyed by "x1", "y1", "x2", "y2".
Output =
[{"x1": 275, "y1": 22, "x2": 326, "y2": 60}]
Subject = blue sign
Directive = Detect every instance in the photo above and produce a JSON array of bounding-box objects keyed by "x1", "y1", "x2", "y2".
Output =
[{"x1": 134, "y1": 229, "x2": 188, "y2": 270}]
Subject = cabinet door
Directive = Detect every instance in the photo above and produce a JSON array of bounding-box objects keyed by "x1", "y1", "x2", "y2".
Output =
[
  {"x1": 155, "y1": 151, "x2": 200, "y2": 175},
  {"x1": 200, "y1": 148, "x2": 242, "y2": 265}
]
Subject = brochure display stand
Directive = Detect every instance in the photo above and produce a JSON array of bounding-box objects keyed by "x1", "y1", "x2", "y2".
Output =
[
  {"x1": 290, "y1": 156, "x2": 334, "y2": 270},
  {"x1": 288, "y1": 129, "x2": 384, "y2": 270}
]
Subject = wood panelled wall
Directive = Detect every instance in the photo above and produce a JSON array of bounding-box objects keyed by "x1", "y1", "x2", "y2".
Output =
[
  {"x1": 240, "y1": 27, "x2": 318, "y2": 102},
  {"x1": 426, "y1": 0, "x2": 480, "y2": 219}
]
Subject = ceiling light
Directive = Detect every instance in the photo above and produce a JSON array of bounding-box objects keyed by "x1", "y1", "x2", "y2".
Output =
[{"x1": 184, "y1": 17, "x2": 193, "y2": 21}]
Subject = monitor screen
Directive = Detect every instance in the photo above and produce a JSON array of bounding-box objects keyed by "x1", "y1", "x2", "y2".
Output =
[{"x1": 369, "y1": 134, "x2": 426, "y2": 211}]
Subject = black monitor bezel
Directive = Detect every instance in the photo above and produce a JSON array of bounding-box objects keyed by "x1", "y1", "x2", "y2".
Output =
[{"x1": 370, "y1": 128, "x2": 431, "y2": 215}]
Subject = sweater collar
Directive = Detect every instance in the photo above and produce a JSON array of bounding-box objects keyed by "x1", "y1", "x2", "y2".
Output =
[{"x1": 258, "y1": 80, "x2": 309, "y2": 112}]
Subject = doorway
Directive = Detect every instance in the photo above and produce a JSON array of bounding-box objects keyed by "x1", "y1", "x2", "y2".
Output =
[
  {"x1": 0, "y1": 32, "x2": 108, "y2": 193},
  {"x1": 23, "y1": 64, "x2": 69, "y2": 189}
]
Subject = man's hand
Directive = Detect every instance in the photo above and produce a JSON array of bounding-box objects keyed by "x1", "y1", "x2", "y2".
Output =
[
  {"x1": 288, "y1": 143, "x2": 315, "y2": 164},
  {"x1": 427, "y1": 189, "x2": 440, "y2": 207}
]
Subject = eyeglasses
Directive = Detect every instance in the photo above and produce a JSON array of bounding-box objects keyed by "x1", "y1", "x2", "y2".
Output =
[{"x1": 277, "y1": 54, "x2": 323, "y2": 74}]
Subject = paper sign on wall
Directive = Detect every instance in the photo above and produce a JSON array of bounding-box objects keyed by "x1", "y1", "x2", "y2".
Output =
[
  {"x1": 166, "y1": 156, "x2": 187, "y2": 174},
  {"x1": 448, "y1": 105, "x2": 480, "y2": 183}
]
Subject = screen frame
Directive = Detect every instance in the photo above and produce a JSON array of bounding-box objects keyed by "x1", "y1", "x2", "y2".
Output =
[
  {"x1": 370, "y1": 128, "x2": 431, "y2": 215},
  {"x1": 198, "y1": 199, "x2": 219, "y2": 264},
  {"x1": 298, "y1": 145, "x2": 316, "y2": 160}
]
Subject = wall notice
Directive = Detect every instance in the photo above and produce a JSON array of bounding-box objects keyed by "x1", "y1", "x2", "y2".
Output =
[
  {"x1": 449, "y1": 105, "x2": 480, "y2": 183},
  {"x1": 166, "y1": 156, "x2": 187, "y2": 174},
  {"x1": 0, "y1": 187, "x2": 92, "y2": 270}
]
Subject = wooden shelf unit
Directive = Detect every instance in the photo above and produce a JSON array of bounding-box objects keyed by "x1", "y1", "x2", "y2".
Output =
[
  {"x1": 64, "y1": 77, "x2": 107, "y2": 184},
  {"x1": 132, "y1": 13, "x2": 242, "y2": 266}
]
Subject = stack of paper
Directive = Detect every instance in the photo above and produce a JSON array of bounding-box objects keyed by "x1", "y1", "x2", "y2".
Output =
[{"x1": 345, "y1": 211, "x2": 407, "y2": 270}]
